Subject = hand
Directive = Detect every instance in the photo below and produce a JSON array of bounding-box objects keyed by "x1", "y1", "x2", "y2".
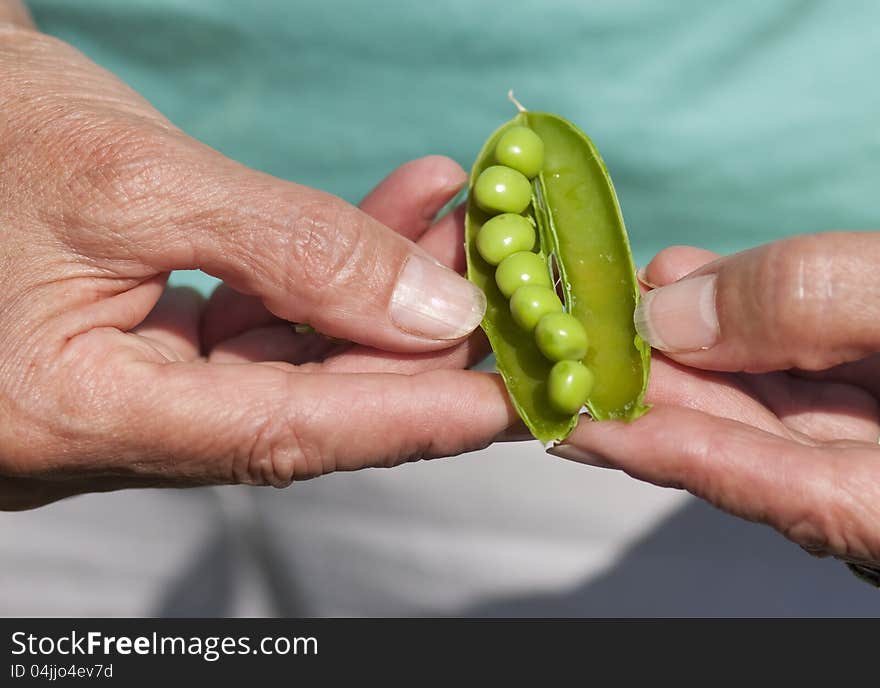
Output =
[
  {"x1": 551, "y1": 235, "x2": 880, "y2": 569},
  {"x1": 0, "y1": 16, "x2": 516, "y2": 510}
]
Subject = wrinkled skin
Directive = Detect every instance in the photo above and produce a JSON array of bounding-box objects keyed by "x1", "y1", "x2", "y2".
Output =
[
  {"x1": 4, "y1": 3, "x2": 879, "y2": 578},
  {"x1": 561, "y1": 240, "x2": 880, "y2": 570},
  {"x1": 0, "y1": 5, "x2": 516, "y2": 510}
]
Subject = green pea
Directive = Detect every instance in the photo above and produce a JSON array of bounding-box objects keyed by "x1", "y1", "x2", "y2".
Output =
[
  {"x1": 548, "y1": 360, "x2": 594, "y2": 415},
  {"x1": 476, "y1": 213, "x2": 536, "y2": 266},
  {"x1": 534, "y1": 312, "x2": 588, "y2": 361},
  {"x1": 473, "y1": 165, "x2": 532, "y2": 215},
  {"x1": 465, "y1": 107, "x2": 650, "y2": 442},
  {"x1": 495, "y1": 126, "x2": 545, "y2": 179},
  {"x1": 509, "y1": 284, "x2": 563, "y2": 332},
  {"x1": 495, "y1": 251, "x2": 552, "y2": 299}
]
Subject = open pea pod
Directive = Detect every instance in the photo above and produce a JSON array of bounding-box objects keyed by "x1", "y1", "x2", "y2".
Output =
[{"x1": 465, "y1": 105, "x2": 650, "y2": 443}]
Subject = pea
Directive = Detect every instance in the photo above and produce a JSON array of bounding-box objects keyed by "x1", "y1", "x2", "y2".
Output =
[
  {"x1": 465, "y1": 103, "x2": 650, "y2": 442},
  {"x1": 509, "y1": 284, "x2": 563, "y2": 332},
  {"x1": 476, "y1": 213, "x2": 536, "y2": 266},
  {"x1": 547, "y1": 360, "x2": 594, "y2": 415},
  {"x1": 534, "y1": 312, "x2": 588, "y2": 362},
  {"x1": 495, "y1": 126, "x2": 545, "y2": 179},
  {"x1": 495, "y1": 251, "x2": 552, "y2": 299},
  {"x1": 473, "y1": 165, "x2": 532, "y2": 215}
]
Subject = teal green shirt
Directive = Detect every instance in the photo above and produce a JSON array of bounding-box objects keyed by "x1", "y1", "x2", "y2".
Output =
[
  {"x1": 10, "y1": 0, "x2": 880, "y2": 616},
  {"x1": 30, "y1": 0, "x2": 880, "y2": 297}
]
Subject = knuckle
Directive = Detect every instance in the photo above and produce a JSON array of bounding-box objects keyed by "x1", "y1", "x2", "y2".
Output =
[
  {"x1": 15, "y1": 117, "x2": 181, "y2": 252},
  {"x1": 287, "y1": 195, "x2": 370, "y2": 300},
  {"x1": 778, "y1": 489, "x2": 837, "y2": 557},
  {"x1": 234, "y1": 392, "x2": 326, "y2": 487},
  {"x1": 63, "y1": 126, "x2": 175, "y2": 226},
  {"x1": 753, "y1": 237, "x2": 834, "y2": 369},
  {"x1": 51, "y1": 124, "x2": 200, "y2": 265},
  {"x1": 777, "y1": 449, "x2": 880, "y2": 563}
]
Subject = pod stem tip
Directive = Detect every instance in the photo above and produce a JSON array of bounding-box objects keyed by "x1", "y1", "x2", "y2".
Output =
[{"x1": 507, "y1": 89, "x2": 527, "y2": 113}]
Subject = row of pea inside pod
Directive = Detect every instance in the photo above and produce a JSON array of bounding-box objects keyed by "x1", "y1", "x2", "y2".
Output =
[{"x1": 472, "y1": 126, "x2": 594, "y2": 416}]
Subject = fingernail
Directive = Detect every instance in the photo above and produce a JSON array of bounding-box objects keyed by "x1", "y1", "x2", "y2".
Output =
[
  {"x1": 633, "y1": 274, "x2": 719, "y2": 352},
  {"x1": 636, "y1": 267, "x2": 659, "y2": 289},
  {"x1": 546, "y1": 444, "x2": 618, "y2": 469},
  {"x1": 390, "y1": 254, "x2": 486, "y2": 340}
]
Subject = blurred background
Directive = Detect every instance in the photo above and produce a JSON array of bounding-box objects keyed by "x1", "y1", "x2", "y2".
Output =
[{"x1": 1, "y1": 0, "x2": 878, "y2": 616}]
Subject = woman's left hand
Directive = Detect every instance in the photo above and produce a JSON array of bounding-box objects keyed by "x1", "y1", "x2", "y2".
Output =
[{"x1": 551, "y1": 234, "x2": 880, "y2": 570}]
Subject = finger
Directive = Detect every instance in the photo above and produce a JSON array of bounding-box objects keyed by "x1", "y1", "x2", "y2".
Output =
[
  {"x1": 200, "y1": 284, "x2": 280, "y2": 353},
  {"x1": 69, "y1": 143, "x2": 484, "y2": 352},
  {"x1": 358, "y1": 156, "x2": 466, "y2": 240},
  {"x1": 311, "y1": 205, "x2": 477, "y2": 372},
  {"x1": 551, "y1": 404, "x2": 880, "y2": 562},
  {"x1": 744, "y1": 372, "x2": 880, "y2": 443},
  {"x1": 643, "y1": 245, "x2": 880, "y2": 440},
  {"x1": 133, "y1": 285, "x2": 205, "y2": 360},
  {"x1": 641, "y1": 246, "x2": 721, "y2": 287},
  {"x1": 206, "y1": 204, "x2": 475, "y2": 370},
  {"x1": 209, "y1": 325, "x2": 341, "y2": 365},
  {"x1": 210, "y1": 338, "x2": 489, "y2": 378},
  {"x1": 313, "y1": 331, "x2": 490, "y2": 375},
  {"x1": 792, "y1": 353, "x2": 880, "y2": 399},
  {"x1": 633, "y1": 232, "x2": 880, "y2": 372},
  {"x1": 0, "y1": 1, "x2": 35, "y2": 28},
  {"x1": 211, "y1": 320, "x2": 490, "y2": 374},
  {"x1": 645, "y1": 354, "x2": 789, "y2": 437},
  {"x1": 192, "y1": 178, "x2": 484, "y2": 352},
  {"x1": 201, "y1": 158, "x2": 468, "y2": 353},
  {"x1": 629, "y1": 350, "x2": 878, "y2": 444},
  {"x1": 418, "y1": 204, "x2": 467, "y2": 272},
  {"x1": 115, "y1": 363, "x2": 516, "y2": 487}
]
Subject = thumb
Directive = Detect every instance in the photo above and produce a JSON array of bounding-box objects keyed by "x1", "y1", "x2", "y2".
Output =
[
  {"x1": 96, "y1": 145, "x2": 486, "y2": 353},
  {"x1": 192, "y1": 173, "x2": 484, "y2": 352},
  {"x1": 633, "y1": 232, "x2": 880, "y2": 372}
]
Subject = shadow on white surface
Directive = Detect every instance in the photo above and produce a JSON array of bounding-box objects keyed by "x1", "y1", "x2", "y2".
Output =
[{"x1": 462, "y1": 499, "x2": 880, "y2": 617}]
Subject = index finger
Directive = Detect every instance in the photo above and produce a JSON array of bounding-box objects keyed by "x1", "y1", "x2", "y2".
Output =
[{"x1": 113, "y1": 361, "x2": 516, "y2": 487}]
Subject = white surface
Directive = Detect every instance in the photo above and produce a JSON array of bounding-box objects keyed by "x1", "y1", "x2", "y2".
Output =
[{"x1": 2, "y1": 439, "x2": 877, "y2": 617}]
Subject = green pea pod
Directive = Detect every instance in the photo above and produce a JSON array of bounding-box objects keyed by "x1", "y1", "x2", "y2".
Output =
[{"x1": 465, "y1": 102, "x2": 650, "y2": 443}]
